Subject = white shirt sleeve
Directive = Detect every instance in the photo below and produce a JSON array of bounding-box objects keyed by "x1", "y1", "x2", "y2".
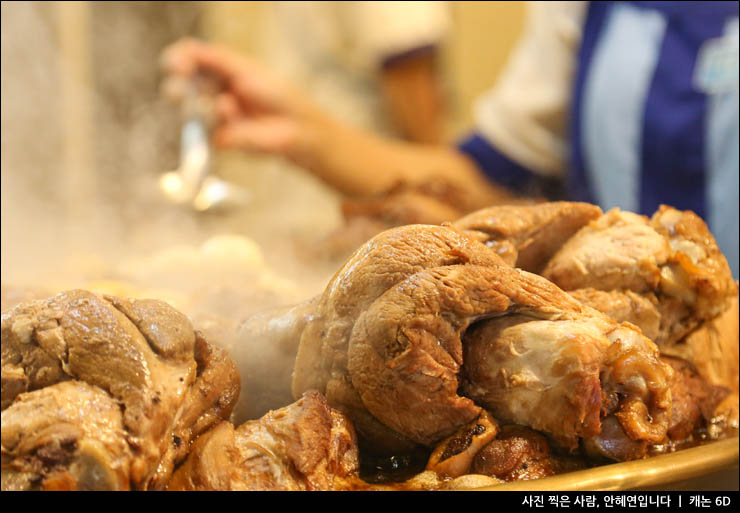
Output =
[{"x1": 473, "y1": 1, "x2": 588, "y2": 178}]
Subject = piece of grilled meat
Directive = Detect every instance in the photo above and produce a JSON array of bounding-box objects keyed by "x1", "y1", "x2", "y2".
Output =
[{"x1": 1, "y1": 290, "x2": 240, "y2": 490}]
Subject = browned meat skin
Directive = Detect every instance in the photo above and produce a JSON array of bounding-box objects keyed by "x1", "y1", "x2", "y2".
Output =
[
  {"x1": 2, "y1": 296, "x2": 72, "y2": 405},
  {"x1": 1, "y1": 362, "x2": 28, "y2": 411},
  {"x1": 425, "y1": 410, "x2": 499, "y2": 479},
  {"x1": 453, "y1": 202, "x2": 603, "y2": 273},
  {"x1": 1, "y1": 381, "x2": 132, "y2": 491},
  {"x1": 346, "y1": 263, "x2": 597, "y2": 447},
  {"x1": 470, "y1": 425, "x2": 587, "y2": 482},
  {"x1": 651, "y1": 206, "x2": 736, "y2": 323},
  {"x1": 660, "y1": 355, "x2": 730, "y2": 442},
  {"x1": 462, "y1": 316, "x2": 606, "y2": 449},
  {"x1": 0, "y1": 290, "x2": 240, "y2": 490},
  {"x1": 663, "y1": 296, "x2": 739, "y2": 394},
  {"x1": 347, "y1": 262, "x2": 671, "y2": 453},
  {"x1": 292, "y1": 221, "x2": 674, "y2": 456},
  {"x1": 600, "y1": 335, "x2": 672, "y2": 445},
  {"x1": 581, "y1": 345, "x2": 680, "y2": 461},
  {"x1": 583, "y1": 416, "x2": 649, "y2": 462},
  {"x1": 164, "y1": 420, "x2": 236, "y2": 491},
  {"x1": 543, "y1": 209, "x2": 671, "y2": 293},
  {"x1": 462, "y1": 312, "x2": 672, "y2": 456},
  {"x1": 542, "y1": 207, "x2": 737, "y2": 348},
  {"x1": 569, "y1": 289, "x2": 662, "y2": 341},
  {"x1": 168, "y1": 391, "x2": 505, "y2": 492},
  {"x1": 544, "y1": 207, "x2": 738, "y2": 416},
  {"x1": 2, "y1": 289, "x2": 199, "y2": 479},
  {"x1": 292, "y1": 225, "x2": 507, "y2": 453},
  {"x1": 148, "y1": 332, "x2": 241, "y2": 489},
  {"x1": 588, "y1": 353, "x2": 731, "y2": 462},
  {"x1": 168, "y1": 391, "x2": 360, "y2": 491},
  {"x1": 571, "y1": 288, "x2": 735, "y2": 377},
  {"x1": 705, "y1": 393, "x2": 739, "y2": 441}
]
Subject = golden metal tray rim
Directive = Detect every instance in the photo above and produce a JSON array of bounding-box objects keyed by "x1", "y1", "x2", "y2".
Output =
[{"x1": 472, "y1": 436, "x2": 739, "y2": 491}]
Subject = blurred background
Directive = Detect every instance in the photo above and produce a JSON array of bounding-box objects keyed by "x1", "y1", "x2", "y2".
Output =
[{"x1": 1, "y1": 1, "x2": 526, "y2": 294}]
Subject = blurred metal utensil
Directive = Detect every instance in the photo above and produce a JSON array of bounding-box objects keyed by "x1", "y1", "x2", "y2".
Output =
[{"x1": 160, "y1": 76, "x2": 250, "y2": 213}]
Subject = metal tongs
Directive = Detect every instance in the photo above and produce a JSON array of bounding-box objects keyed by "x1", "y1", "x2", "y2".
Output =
[{"x1": 159, "y1": 75, "x2": 250, "y2": 213}]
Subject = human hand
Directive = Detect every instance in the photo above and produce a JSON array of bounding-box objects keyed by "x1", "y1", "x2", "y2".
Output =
[
  {"x1": 160, "y1": 40, "x2": 498, "y2": 202},
  {"x1": 161, "y1": 38, "x2": 326, "y2": 157}
]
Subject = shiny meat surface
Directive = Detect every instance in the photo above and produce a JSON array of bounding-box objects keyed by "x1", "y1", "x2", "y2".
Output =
[
  {"x1": 167, "y1": 389, "x2": 507, "y2": 491},
  {"x1": 346, "y1": 263, "x2": 618, "y2": 448},
  {"x1": 661, "y1": 355, "x2": 730, "y2": 442},
  {"x1": 168, "y1": 390, "x2": 360, "y2": 491},
  {"x1": 463, "y1": 316, "x2": 607, "y2": 449},
  {"x1": 568, "y1": 288, "x2": 662, "y2": 342},
  {"x1": 582, "y1": 416, "x2": 649, "y2": 462},
  {"x1": 663, "y1": 296, "x2": 739, "y2": 394},
  {"x1": 292, "y1": 224, "x2": 506, "y2": 452},
  {"x1": 542, "y1": 207, "x2": 737, "y2": 347},
  {"x1": 470, "y1": 425, "x2": 587, "y2": 482},
  {"x1": 291, "y1": 219, "x2": 675, "y2": 458},
  {"x1": 463, "y1": 314, "x2": 672, "y2": 456},
  {"x1": 3, "y1": 201, "x2": 736, "y2": 491},
  {"x1": 0, "y1": 290, "x2": 240, "y2": 490},
  {"x1": 453, "y1": 201, "x2": 603, "y2": 272},
  {"x1": 153, "y1": 332, "x2": 241, "y2": 487},
  {"x1": 1, "y1": 381, "x2": 131, "y2": 491},
  {"x1": 651, "y1": 206, "x2": 736, "y2": 322},
  {"x1": 705, "y1": 393, "x2": 740, "y2": 441},
  {"x1": 425, "y1": 410, "x2": 499, "y2": 479},
  {"x1": 543, "y1": 209, "x2": 671, "y2": 293}
]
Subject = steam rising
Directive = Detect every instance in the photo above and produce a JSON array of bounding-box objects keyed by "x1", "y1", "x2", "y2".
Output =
[
  {"x1": 2, "y1": 2, "x2": 339, "y2": 296},
  {"x1": 2, "y1": 2, "x2": 345, "y2": 419}
]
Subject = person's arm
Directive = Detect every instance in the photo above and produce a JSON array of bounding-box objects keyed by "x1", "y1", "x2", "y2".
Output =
[
  {"x1": 292, "y1": 114, "x2": 503, "y2": 206},
  {"x1": 379, "y1": 49, "x2": 445, "y2": 145},
  {"x1": 161, "y1": 38, "x2": 513, "y2": 207}
]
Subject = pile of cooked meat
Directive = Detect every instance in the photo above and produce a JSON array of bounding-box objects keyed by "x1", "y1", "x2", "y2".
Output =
[
  {"x1": 1, "y1": 291, "x2": 240, "y2": 490},
  {"x1": 1, "y1": 202, "x2": 738, "y2": 491}
]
